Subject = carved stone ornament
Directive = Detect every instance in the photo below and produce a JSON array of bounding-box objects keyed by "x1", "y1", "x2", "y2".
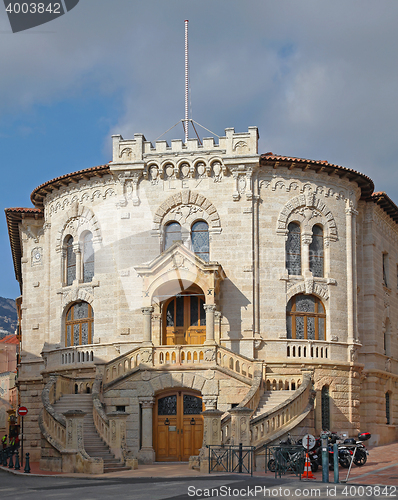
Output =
[
  {"x1": 204, "y1": 348, "x2": 216, "y2": 362},
  {"x1": 141, "y1": 370, "x2": 151, "y2": 381},
  {"x1": 140, "y1": 349, "x2": 153, "y2": 364}
]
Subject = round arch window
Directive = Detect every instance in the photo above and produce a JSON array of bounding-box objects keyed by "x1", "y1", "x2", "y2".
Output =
[
  {"x1": 164, "y1": 222, "x2": 182, "y2": 250},
  {"x1": 65, "y1": 302, "x2": 94, "y2": 347},
  {"x1": 287, "y1": 294, "x2": 325, "y2": 340}
]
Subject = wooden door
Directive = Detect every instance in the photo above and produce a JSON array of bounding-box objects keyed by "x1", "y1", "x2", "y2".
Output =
[
  {"x1": 164, "y1": 294, "x2": 206, "y2": 345},
  {"x1": 154, "y1": 391, "x2": 203, "y2": 462}
]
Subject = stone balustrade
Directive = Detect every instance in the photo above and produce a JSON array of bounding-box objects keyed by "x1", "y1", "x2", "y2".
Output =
[
  {"x1": 249, "y1": 372, "x2": 314, "y2": 448},
  {"x1": 92, "y1": 376, "x2": 128, "y2": 461},
  {"x1": 286, "y1": 340, "x2": 329, "y2": 360},
  {"x1": 39, "y1": 375, "x2": 103, "y2": 473},
  {"x1": 104, "y1": 344, "x2": 259, "y2": 385}
]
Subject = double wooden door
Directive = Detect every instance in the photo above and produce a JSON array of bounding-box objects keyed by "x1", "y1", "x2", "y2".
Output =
[
  {"x1": 163, "y1": 294, "x2": 206, "y2": 345},
  {"x1": 154, "y1": 391, "x2": 204, "y2": 462}
]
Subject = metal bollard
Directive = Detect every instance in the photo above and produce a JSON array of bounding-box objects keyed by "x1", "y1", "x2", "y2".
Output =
[
  {"x1": 24, "y1": 452, "x2": 30, "y2": 473},
  {"x1": 14, "y1": 450, "x2": 20, "y2": 470},
  {"x1": 333, "y1": 443, "x2": 339, "y2": 483},
  {"x1": 2, "y1": 449, "x2": 8, "y2": 466},
  {"x1": 238, "y1": 443, "x2": 243, "y2": 473},
  {"x1": 8, "y1": 451, "x2": 14, "y2": 468},
  {"x1": 321, "y1": 432, "x2": 329, "y2": 483}
]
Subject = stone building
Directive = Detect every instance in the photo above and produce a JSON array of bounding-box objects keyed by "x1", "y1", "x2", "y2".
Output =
[{"x1": 5, "y1": 126, "x2": 398, "y2": 472}]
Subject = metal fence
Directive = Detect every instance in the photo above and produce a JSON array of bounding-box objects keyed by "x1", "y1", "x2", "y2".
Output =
[
  {"x1": 208, "y1": 444, "x2": 255, "y2": 476},
  {"x1": 264, "y1": 445, "x2": 305, "y2": 479}
]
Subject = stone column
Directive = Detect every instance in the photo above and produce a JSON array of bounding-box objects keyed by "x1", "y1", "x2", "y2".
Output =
[
  {"x1": 141, "y1": 307, "x2": 154, "y2": 346},
  {"x1": 301, "y1": 232, "x2": 312, "y2": 278},
  {"x1": 73, "y1": 243, "x2": 82, "y2": 282},
  {"x1": 229, "y1": 407, "x2": 253, "y2": 446},
  {"x1": 200, "y1": 409, "x2": 223, "y2": 473},
  {"x1": 138, "y1": 397, "x2": 155, "y2": 464},
  {"x1": 214, "y1": 311, "x2": 221, "y2": 344},
  {"x1": 204, "y1": 304, "x2": 216, "y2": 345}
]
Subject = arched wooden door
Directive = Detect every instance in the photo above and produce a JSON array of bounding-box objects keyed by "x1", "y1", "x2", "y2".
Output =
[
  {"x1": 163, "y1": 291, "x2": 206, "y2": 345},
  {"x1": 153, "y1": 391, "x2": 204, "y2": 462}
]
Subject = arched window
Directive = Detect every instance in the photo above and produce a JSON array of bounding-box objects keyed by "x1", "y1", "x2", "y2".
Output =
[
  {"x1": 65, "y1": 302, "x2": 94, "y2": 347},
  {"x1": 165, "y1": 222, "x2": 182, "y2": 250},
  {"x1": 321, "y1": 385, "x2": 330, "y2": 431},
  {"x1": 287, "y1": 294, "x2": 325, "y2": 340},
  {"x1": 286, "y1": 222, "x2": 301, "y2": 275},
  {"x1": 66, "y1": 236, "x2": 76, "y2": 286},
  {"x1": 83, "y1": 232, "x2": 94, "y2": 283},
  {"x1": 309, "y1": 225, "x2": 324, "y2": 277},
  {"x1": 386, "y1": 392, "x2": 391, "y2": 425},
  {"x1": 191, "y1": 221, "x2": 209, "y2": 261}
]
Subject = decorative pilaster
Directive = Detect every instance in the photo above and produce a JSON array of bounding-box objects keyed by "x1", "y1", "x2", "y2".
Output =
[
  {"x1": 346, "y1": 204, "x2": 358, "y2": 343},
  {"x1": 229, "y1": 407, "x2": 253, "y2": 446},
  {"x1": 63, "y1": 410, "x2": 86, "y2": 451},
  {"x1": 141, "y1": 306, "x2": 154, "y2": 346},
  {"x1": 107, "y1": 411, "x2": 129, "y2": 461},
  {"x1": 199, "y1": 409, "x2": 223, "y2": 473},
  {"x1": 138, "y1": 397, "x2": 155, "y2": 464},
  {"x1": 203, "y1": 304, "x2": 216, "y2": 345}
]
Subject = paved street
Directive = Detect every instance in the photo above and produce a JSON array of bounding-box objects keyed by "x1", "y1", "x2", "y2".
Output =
[{"x1": 1, "y1": 469, "x2": 397, "y2": 500}]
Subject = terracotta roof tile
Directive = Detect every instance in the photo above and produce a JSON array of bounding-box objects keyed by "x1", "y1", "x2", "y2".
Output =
[{"x1": 0, "y1": 335, "x2": 18, "y2": 344}]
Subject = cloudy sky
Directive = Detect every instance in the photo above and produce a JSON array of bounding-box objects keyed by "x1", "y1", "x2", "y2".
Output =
[{"x1": 1, "y1": 0, "x2": 398, "y2": 298}]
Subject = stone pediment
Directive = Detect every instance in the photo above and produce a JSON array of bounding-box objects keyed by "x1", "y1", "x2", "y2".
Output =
[{"x1": 135, "y1": 242, "x2": 226, "y2": 306}]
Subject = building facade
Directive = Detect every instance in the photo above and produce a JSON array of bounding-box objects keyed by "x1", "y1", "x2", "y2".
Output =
[{"x1": 5, "y1": 126, "x2": 398, "y2": 472}]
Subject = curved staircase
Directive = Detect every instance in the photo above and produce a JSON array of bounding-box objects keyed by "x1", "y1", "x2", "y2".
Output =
[
  {"x1": 53, "y1": 394, "x2": 129, "y2": 473},
  {"x1": 252, "y1": 390, "x2": 295, "y2": 418}
]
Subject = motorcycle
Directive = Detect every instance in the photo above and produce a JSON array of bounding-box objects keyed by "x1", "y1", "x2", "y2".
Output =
[{"x1": 338, "y1": 432, "x2": 370, "y2": 467}]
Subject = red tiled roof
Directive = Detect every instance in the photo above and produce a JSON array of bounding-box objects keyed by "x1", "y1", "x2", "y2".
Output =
[
  {"x1": 5, "y1": 208, "x2": 44, "y2": 291},
  {"x1": 260, "y1": 153, "x2": 374, "y2": 199},
  {"x1": 0, "y1": 335, "x2": 18, "y2": 344},
  {"x1": 369, "y1": 192, "x2": 398, "y2": 223},
  {"x1": 31, "y1": 164, "x2": 110, "y2": 208}
]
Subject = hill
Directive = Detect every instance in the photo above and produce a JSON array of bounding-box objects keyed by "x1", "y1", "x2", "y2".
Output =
[{"x1": 0, "y1": 297, "x2": 17, "y2": 338}]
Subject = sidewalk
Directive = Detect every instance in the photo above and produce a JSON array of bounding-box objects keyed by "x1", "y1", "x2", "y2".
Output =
[{"x1": 1, "y1": 442, "x2": 397, "y2": 485}]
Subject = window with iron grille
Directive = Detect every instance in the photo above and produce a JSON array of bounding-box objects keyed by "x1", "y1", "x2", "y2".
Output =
[
  {"x1": 321, "y1": 385, "x2": 330, "y2": 431},
  {"x1": 386, "y1": 392, "x2": 391, "y2": 425},
  {"x1": 165, "y1": 222, "x2": 182, "y2": 250},
  {"x1": 65, "y1": 301, "x2": 94, "y2": 347},
  {"x1": 286, "y1": 222, "x2": 301, "y2": 275},
  {"x1": 83, "y1": 232, "x2": 94, "y2": 283},
  {"x1": 309, "y1": 225, "x2": 324, "y2": 277},
  {"x1": 287, "y1": 294, "x2": 326, "y2": 340},
  {"x1": 65, "y1": 235, "x2": 76, "y2": 286},
  {"x1": 191, "y1": 221, "x2": 209, "y2": 261}
]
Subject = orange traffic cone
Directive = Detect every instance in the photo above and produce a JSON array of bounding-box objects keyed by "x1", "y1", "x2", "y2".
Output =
[{"x1": 302, "y1": 452, "x2": 315, "y2": 479}]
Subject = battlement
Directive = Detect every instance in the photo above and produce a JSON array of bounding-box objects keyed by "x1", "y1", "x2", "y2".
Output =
[{"x1": 111, "y1": 127, "x2": 258, "y2": 166}]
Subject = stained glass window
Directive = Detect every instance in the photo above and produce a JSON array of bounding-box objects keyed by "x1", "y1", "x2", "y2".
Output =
[
  {"x1": 158, "y1": 395, "x2": 177, "y2": 415},
  {"x1": 183, "y1": 395, "x2": 203, "y2": 414},
  {"x1": 65, "y1": 301, "x2": 93, "y2": 347},
  {"x1": 286, "y1": 222, "x2": 301, "y2": 275},
  {"x1": 286, "y1": 294, "x2": 326, "y2": 340},
  {"x1": 165, "y1": 222, "x2": 182, "y2": 250},
  {"x1": 83, "y1": 232, "x2": 94, "y2": 283},
  {"x1": 192, "y1": 221, "x2": 209, "y2": 261},
  {"x1": 66, "y1": 236, "x2": 76, "y2": 286},
  {"x1": 309, "y1": 225, "x2": 324, "y2": 277}
]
